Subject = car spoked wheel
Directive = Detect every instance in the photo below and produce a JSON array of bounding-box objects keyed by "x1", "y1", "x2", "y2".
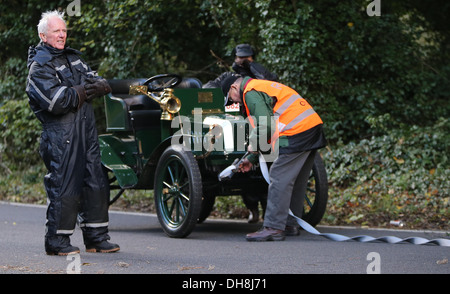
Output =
[
  {"x1": 154, "y1": 145, "x2": 202, "y2": 238},
  {"x1": 301, "y1": 152, "x2": 328, "y2": 227}
]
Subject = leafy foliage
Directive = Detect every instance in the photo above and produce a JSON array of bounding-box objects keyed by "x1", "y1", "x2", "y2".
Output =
[
  {"x1": 0, "y1": 99, "x2": 42, "y2": 168},
  {"x1": 253, "y1": 0, "x2": 449, "y2": 142},
  {"x1": 322, "y1": 117, "x2": 449, "y2": 228},
  {"x1": 67, "y1": 0, "x2": 229, "y2": 79}
]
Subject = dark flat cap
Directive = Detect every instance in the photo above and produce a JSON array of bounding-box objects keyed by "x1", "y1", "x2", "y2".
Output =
[{"x1": 235, "y1": 44, "x2": 254, "y2": 57}]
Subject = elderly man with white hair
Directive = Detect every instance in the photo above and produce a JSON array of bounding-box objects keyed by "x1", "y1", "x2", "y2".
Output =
[{"x1": 26, "y1": 10, "x2": 119, "y2": 255}]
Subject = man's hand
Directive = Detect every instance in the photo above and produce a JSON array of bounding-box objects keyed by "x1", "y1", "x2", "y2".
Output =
[
  {"x1": 238, "y1": 158, "x2": 253, "y2": 173},
  {"x1": 85, "y1": 78, "x2": 111, "y2": 101}
]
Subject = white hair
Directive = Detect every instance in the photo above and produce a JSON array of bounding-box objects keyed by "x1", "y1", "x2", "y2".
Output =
[{"x1": 37, "y1": 10, "x2": 66, "y2": 39}]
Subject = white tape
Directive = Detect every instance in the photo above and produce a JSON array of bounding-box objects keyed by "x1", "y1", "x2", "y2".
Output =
[
  {"x1": 289, "y1": 210, "x2": 450, "y2": 247},
  {"x1": 259, "y1": 153, "x2": 450, "y2": 247}
]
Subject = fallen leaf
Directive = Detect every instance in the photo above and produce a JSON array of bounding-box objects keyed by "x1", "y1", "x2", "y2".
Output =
[
  {"x1": 178, "y1": 265, "x2": 204, "y2": 271},
  {"x1": 117, "y1": 262, "x2": 130, "y2": 268},
  {"x1": 436, "y1": 258, "x2": 448, "y2": 265}
]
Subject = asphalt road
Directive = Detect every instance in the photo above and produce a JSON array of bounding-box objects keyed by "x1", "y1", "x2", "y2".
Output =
[{"x1": 0, "y1": 201, "x2": 448, "y2": 276}]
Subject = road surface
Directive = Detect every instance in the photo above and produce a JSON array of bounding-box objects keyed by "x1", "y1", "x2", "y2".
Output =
[{"x1": 0, "y1": 202, "x2": 448, "y2": 276}]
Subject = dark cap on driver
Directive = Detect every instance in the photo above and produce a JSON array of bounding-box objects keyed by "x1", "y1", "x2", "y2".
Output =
[{"x1": 235, "y1": 44, "x2": 254, "y2": 57}]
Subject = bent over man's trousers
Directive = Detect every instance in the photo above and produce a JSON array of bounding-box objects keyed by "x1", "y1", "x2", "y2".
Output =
[{"x1": 263, "y1": 150, "x2": 316, "y2": 231}]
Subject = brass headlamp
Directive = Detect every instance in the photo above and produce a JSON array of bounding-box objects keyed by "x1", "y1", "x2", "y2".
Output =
[{"x1": 129, "y1": 85, "x2": 181, "y2": 120}]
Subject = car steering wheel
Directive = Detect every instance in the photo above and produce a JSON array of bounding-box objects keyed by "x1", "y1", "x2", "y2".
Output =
[{"x1": 142, "y1": 74, "x2": 182, "y2": 92}]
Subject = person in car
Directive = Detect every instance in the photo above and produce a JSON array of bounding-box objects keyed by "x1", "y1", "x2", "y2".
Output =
[{"x1": 232, "y1": 44, "x2": 278, "y2": 81}]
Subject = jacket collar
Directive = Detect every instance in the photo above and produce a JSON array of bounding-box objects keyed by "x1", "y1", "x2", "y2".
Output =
[{"x1": 27, "y1": 42, "x2": 82, "y2": 68}]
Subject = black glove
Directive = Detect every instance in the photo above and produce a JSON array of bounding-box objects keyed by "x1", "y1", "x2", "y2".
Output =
[
  {"x1": 84, "y1": 78, "x2": 112, "y2": 101},
  {"x1": 232, "y1": 60, "x2": 253, "y2": 77},
  {"x1": 241, "y1": 59, "x2": 251, "y2": 70}
]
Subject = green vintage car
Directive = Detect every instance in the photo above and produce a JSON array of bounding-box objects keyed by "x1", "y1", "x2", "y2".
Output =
[{"x1": 100, "y1": 74, "x2": 328, "y2": 238}]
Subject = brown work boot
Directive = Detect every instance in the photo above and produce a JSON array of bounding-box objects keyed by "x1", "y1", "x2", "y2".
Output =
[{"x1": 246, "y1": 227, "x2": 285, "y2": 241}]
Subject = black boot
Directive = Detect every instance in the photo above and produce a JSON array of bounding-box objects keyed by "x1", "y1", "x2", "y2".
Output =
[
  {"x1": 248, "y1": 208, "x2": 260, "y2": 223},
  {"x1": 45, "y1": 236, "x2": 80, "y2": 256},
  {"x1": 86, "y1": 240, "x2": 120, "y2": 253},
  {"x1": 82, "y1": 226, "x2": 120, "y2": 253}
]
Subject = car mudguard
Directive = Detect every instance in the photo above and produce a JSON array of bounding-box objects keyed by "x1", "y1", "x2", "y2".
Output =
[{"x1": 99, "y1": 136, "x2": 138, "y2": 188}]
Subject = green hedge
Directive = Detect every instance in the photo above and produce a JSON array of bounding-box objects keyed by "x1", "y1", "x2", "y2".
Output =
[
  {"x1": 322, "y1": 116, "x2": 449, "y2": 228},
  {"x1": 0, "y1": 99, "x2": 41, "y2": 169}
]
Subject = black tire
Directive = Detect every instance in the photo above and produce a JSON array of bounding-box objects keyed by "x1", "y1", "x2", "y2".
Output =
[
  {"x1": 197, "y1": 194, "x2": 216, "y2": 224},
  {"x1": 154, "y1": 145, "x2": 203, "y2": 238},
  {"x1": 301, "y1": 152, "x2": 328, "y2": 226}
]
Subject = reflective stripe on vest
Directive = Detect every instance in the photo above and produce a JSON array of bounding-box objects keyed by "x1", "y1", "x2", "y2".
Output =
[{"x1": 242, "y1": 79, "x2": 323, "y2": 138}]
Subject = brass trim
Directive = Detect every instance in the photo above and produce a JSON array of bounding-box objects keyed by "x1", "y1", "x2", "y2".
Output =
[{"x1": 191, "y1": 108, "x2": 223, "y2": 115}]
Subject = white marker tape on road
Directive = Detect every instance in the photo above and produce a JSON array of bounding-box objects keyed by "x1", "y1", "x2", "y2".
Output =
[
  {"x1": 258, "y1": 153, "x2": 450, "y2": 247},
  {"x1": 289, "y1": 210, "x2": 450, "y2": 247}
]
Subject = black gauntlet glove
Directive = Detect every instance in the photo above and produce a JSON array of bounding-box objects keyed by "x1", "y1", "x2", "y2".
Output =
[
  {"x1": 241, "y1": 59, "x2": 252, "y2": 70},
  {"x1": 232, "y1": 60, "x2": 252, "y2": 73},
  {"x1": 84, "y1": 78, "x2": 112, "y2": 101}
]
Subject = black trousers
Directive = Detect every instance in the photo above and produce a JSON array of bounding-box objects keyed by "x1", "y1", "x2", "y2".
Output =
[{"x1": 39, "y1": 103, "x2": 109, "y2": 247}]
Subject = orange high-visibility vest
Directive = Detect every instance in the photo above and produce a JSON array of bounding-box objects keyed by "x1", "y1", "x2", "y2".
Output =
[{"x1": 242, "y1": 79, "x2": 323, "y2": 140}]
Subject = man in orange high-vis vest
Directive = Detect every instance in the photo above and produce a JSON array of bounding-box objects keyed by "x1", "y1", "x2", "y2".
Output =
[{"x1": 222, "y1": 75, "x2": 327, "y2": 241}]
